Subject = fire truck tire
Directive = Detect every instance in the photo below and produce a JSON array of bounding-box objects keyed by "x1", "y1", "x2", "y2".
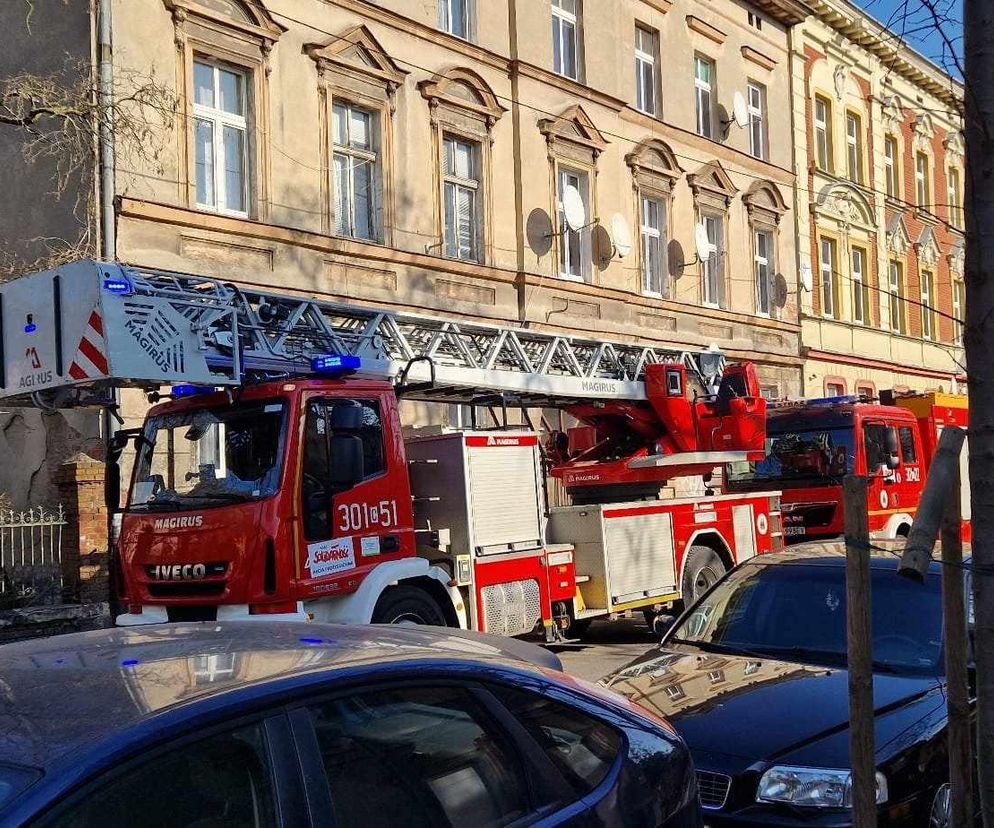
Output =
[
  {"x1": 372, "y1": 585, "x2": 448, "y2": 626},
  {"x1": 681, "y1": 545, "x2": 727, "y2": 607}
]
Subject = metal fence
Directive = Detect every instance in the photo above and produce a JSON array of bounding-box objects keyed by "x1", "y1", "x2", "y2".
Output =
[{"x1": 0, "y1": 506, "x2": 69, "y2": 609}]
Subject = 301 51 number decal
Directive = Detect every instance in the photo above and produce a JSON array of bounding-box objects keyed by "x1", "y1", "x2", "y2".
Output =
[{"x1": 337, "y1": 499, "x2": 399, "y2": 533}]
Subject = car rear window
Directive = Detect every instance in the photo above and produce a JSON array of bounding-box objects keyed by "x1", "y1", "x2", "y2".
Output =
[{"x1": 488, "y1": 685, "x2": 622, "y2": 796}]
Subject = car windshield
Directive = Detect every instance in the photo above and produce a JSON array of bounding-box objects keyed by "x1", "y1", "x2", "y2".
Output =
[
  {"x1": 670, "y1": 560, "x2": 944, "y2": 676},
  {"x1": 129, "y1": 402, "x2": 287, "y2": 511},
  {"x1": 727, "y1": 425, "x2": 856, "y2": 490}
]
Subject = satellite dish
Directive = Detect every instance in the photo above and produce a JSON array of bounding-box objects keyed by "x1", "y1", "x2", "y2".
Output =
[
  {"x1": 800, "y1": 262, "x2": 813, "y2": 292},
  {"x1": 774, "y1": 273, "x2": 789, "y2": 308},
  {"x1": 668, "y1": 240, "x2": 686, "y2": 280},
  {"x1": 694, "y1": 223, "x2": 711, "y2": 262},
  {"x1": 561, "y1": 185, "x2": 587, "y2": 232},
  {"x1": 610, "y1": 213, "x2": 633, "y2": 257},
  {"x1": 732, "y1": 90, "x2": 749, "y2": 129}
]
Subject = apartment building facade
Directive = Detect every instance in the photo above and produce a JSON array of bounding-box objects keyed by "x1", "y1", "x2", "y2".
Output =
[{"x1": 792, "y1": 0, "x2": 965, "y2": 397}]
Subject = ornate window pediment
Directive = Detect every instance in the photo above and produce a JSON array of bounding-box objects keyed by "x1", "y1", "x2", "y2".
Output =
[
  {"x1": 164, "y1": 0, "x2": 284, "y2": 55},
  {"x1": 881, "y1": 94, "x2": 904, "y2": 130},
  {"x1": 626, "y1": 139, "x2": 682, "y2": 194},
  {"x1": 948, "y1": 239, "x2": 965, "y2": 277},
  {"x1": 305, "y1": 25, "x2": 407, "y2": 95},
  {"x1": 914, "y1": 113, "x2": 935, "y2": 152},
  {"x1": 419, "y1": 67, "x2": 506, "y2": 131},
  {"x1": 813, "y1": 181, "x2": 873, "y2": 229},
  {"x1": 539, "y1": 105, "x2": 608, "y2": 162},
  {"x1": 887, "y1": 213, "x2": 912, "y2": 256},
  {"x1": 743, "y1": 180, "x2": 788, "y2": 226},
  {"x1": 916, "y1": 226, "x2": 941, "y2": 267},
  {"x1": 688, "y1": 160, "x2": 737, "y2": 210},
  {"x1": 944, "y1": 130, "x2": 965, "y2": 165}
]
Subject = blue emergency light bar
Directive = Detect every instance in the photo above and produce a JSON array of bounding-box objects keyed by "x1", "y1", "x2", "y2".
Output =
[
  {"x1": 311, "y1": 354, "x2": 361, "y2": 376},
  {"x1": 770, "y1": 395, "x2": 861, "y2": 410},
  {"x1": 172, "y1": 384, "x2": 216, "y2": 397},
  {"x1": 102, "y1": 276, "x2": 135, "y2": 296}
]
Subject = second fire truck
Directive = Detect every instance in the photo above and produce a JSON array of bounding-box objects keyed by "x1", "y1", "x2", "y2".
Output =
[{"x1": 0, "y1": 261, "x2": 782, "y2": 639}]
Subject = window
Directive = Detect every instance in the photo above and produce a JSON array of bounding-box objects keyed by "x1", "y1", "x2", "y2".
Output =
[
  {"x1": 820, "y1": 237, "x2": 838, "y2": 318},
  {"x1": 641, "y1": 196, "x2": 667, "y2": 296},
  {"x1": 814, "y1": 96, "x2": 832, "y2": 172},
  {"x1": 865, "y1": 423, "x2": 898, "y2": 471},
  {"x1": 748, "y1": 82, "x2": 767, "y2": 161},
  {"x1": 889, "y1": 260, "x2": 907, "y2": 334},
  {"x1": 443, "y1": 135, "x2": 481, "y2": 261},
  {"x1": 855, "y1": 382, "x2": 875, "y2": 399},
  {"x1": 921, "y1": 269, "x2": 936, "y2": 340},
  {"x1": 333, "y1": 102, "x2": 379, "y2": 241},
  {"x1": 754, "y1": 229, "x2": 774, "y2": 317},
  {"x1": 695, "y1": 56, "x2": 715, "y2": 139},
  {"x1": 708, "y1": 670, "x2": 725, "y2": 684},
  {"x1": 558, "y1": 168, "x2": 589, "y2": 281},
  {"x1": 552, "y1": 0, "x2": 581, "y2": 81},
  {"x1": 845, "y1": 111, "x2": 863, "y2": 184},
  {"x1": 884, "y1": 136, "x2": 898, "y2": 198},
  {"x1": 635, "y1": 26, "x2": 659, "y2": 116},
  {"x1": 193, "y1": 60, "x2": 248, "y2": 215},
  {"x1": 916, "y1": 152, "x2": 931, "y2": 208},
  {"x1": 664, "y1": 684, "x2": 686, "y2": 701},
  {"x1": 851, "y1": 246, "x2": 869, "y2": 325},
  {"x1": 948, "y1": 167, "x2": 963, "y2": 228},
  {"x1": 488, "y1": 685, "x2": 622, "y2": 798},
  {"x1": 302, "y1": 399, "x2": 385, "y2": 541},
  {"x1": 309, "y1": 686, "x2": 536, "y2": 827},
  {"x1": 954, "y1": 279, "x2": 965, "y2": 342},
  {"x1": 702, "y1": 214, "x2": 725, "y2": 308},
  {"x1": 748, "y1": 11, "x2": 763, "y2": 29},
  {"x1": 439, "y1": 0, "x2": 473, "y2": 40},
  {"x1": 899, "y1": 426, "x2": 918, "y2": 464},
  {"x1": 826, "y1": 380, "x2": 846, "y2": 396},
  {"x1": 50, "y1": 724, "x2": 275, "y2": 826},
  {"x1": 761, "y1": 385, "x2": 780, "y2": 400}
]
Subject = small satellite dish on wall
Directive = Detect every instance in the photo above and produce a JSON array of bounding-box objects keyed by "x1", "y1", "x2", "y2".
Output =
[
  {"x1": 561, "y1": 186, "x2": 587, "y2": 232},
  {"x1": 774, "y1": 273, "x2": 789, "y2": 308},
  {"x1": 800, "y1": 262, "x2": 814, "y2": 292},
  {"x1": 610, "y1": 214, "x2": 633, "y2": 258},
  {"x1": 694, "y1": 223, "x2": 712, "y2": 263},
  {"x1": 668, "y1": 240, "x2": 686, "y2": 279},
  {"x1": 732, "y1": 90, "x2": 750, "y2": 129}
]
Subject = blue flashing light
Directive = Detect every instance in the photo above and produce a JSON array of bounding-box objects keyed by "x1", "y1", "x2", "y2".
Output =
[
  {"x1": 23, "y1": 323, "x2": 37, "y2": 335},
  {"x1": 103, "y1": 276, "x2": 134, "y2": 296},
  {"x1": 311, "y1": 354, "x2": 361, "y2": 376},
  {"x1": 172, "y1": 384, "x2": 215, "y2": 398},
  {"x1": 770, "y1": 395, "x2": 860, "y2": 410},
  {"x1": 299, "y1": 637, "x2": 326, "y2": 646},
  {"x1": 121, "y1": 658, "x2": 140, "y2": 667}
]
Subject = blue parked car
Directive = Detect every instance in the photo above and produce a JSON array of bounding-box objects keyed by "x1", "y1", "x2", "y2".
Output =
[{"x1": 0, "y1": 622, "x2": 701, "y2": 827}]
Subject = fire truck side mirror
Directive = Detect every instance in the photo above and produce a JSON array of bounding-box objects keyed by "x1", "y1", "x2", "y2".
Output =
[
  {"x1": 884, "y1": 428, "x2": 900, "y2": 469},
  {"x1": 105, "y1": 462, "x2": 121, "y2": 511}
]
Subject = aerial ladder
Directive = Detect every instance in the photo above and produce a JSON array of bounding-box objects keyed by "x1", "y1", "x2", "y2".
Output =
[{"x1": 0, "y1": 260, "x2": 779, "y2": 638}]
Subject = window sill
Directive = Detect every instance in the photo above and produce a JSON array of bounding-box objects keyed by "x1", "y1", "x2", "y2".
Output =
[
  {"x1": 915, "y1": 208, "x2": 939, "y2": 225},
  {"x1": 196, "y1": 203, "x2": 250, "y2": 221},
  {"x1": 335, "y1": 233, "x2": 383, "y2": 246},
  {"x1": 558, "y1": 272, "x2": 589, "y2": 283}
]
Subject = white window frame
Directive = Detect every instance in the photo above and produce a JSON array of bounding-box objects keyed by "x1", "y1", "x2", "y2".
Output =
[
  {"x1": 438, "y1": 0, "x2": 474, "y2": 40},
  {"x1": 845, "y1": 111, "x2": 863, "y2": 184},
  {"x1": 552, "y1": 0, "x2": 581, "y2": 81},
  {"x1": 695, "y1": 56, "x2": 715, "y2": 140},
  {"x1": 747, "y1": 82, "x2": 767, "y2": 161},
  {"x1": 814, "y1": 96, "x2": 831, "y2": 172},
  {"x1": 916, "y1": 152, "x2": 930, "y2": 208},
  {"x1": 754, "y1": 228, "x2": 774, "y2": 317},
  {"x1": 884, "y1": 136, "x2": 898, "y2": 198},
  {"x1": 332, "y1": 101, "x2": 380, "y2": 242},
  {"x1": 193, "y1": 59, "x2": 249, "y2": 217},
  {"x1": 954, "y1": 279, "x2": 965, "y2": 343},
  {"x1": 921, "y1": 269, "x2": 936, "y2": 340},
  {"x1": 889, "y1": 260, "x2": 906, "y2": 334},
  {"x1": 640, "y1": 195, "x2": 667, "y2": 297},
  {"x1": 635, "y1": 26, "x2": 658, "y2": 116},
  {"x1": 851, "y1": 246, "x2": 868, "y2": 325},
  {"x1": 442, "y1": 134, "x2": 481, "y2": 262},
  {"x1": 948, "y1": 167, "x2": 963, "y2": 229},
  {"x1": 702, "y1": 213, "x2": 725, "y2": 308},
  {"x1": 820, "y1": 237, "x2": 837, "y2": 319},
  {"x1": 558, "y1": 168, "x2": 590, "y2": 282}
]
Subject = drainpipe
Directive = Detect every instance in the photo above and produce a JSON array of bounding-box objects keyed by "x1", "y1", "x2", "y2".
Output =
[{"x1": 98, "y1": 0, "x2": 115, "y2": 261}]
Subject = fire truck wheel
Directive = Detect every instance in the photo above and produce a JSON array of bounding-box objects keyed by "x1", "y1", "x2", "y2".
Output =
[
  {"x1": 681, "y1": 546, "x2": 727, "y2": 608},
  {"x1": 372, "y1": 585, "x2": 448, "y2": 626}
]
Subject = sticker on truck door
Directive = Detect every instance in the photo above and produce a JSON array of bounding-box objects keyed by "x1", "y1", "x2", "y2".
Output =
[{"x1": 306, "y1": 537, "x2": 356, "y2": 578}]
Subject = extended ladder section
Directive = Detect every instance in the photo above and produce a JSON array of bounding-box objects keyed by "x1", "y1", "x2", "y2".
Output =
[{"x1": 0, "y1": 260, "x2": 723, "y2": 408}]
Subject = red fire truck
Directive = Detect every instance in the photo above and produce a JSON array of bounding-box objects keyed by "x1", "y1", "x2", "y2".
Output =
[
  {"x1": 724, "y1": 391, "x2": 969, "y2": 544},
  {"x1": 0, "y1": 261, "x2": 782, "y2": 639}
]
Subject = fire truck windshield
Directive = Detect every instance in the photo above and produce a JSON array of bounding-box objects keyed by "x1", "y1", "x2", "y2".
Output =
[
  {"x1": 726, "y1": 425, "x2": 856, "y2": 490},
  {"x1": 129, "y1": 402, "x2": 287, "y2": 511}
]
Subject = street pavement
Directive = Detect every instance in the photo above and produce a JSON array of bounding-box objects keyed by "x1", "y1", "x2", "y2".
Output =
[{"x1": 552, "y1": 617, "x2": 660, "y2": 683}]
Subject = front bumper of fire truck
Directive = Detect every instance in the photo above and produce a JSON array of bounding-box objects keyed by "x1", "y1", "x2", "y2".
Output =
[{"x1": 115, "y1": 602, "x2": 311, "y2": 626}]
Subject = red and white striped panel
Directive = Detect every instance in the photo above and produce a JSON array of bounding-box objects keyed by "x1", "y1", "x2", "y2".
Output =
[{"x1": 68, "y1": 310, "x2": 109, "y2": 380}]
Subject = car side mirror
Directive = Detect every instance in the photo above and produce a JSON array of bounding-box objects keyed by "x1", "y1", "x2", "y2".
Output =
[
  {"x1": 886, "y1": 453, "x2": 900, "y2": 470},
  {"x1": 653, "y1": 613, "x2": 677, "y2": 638}
]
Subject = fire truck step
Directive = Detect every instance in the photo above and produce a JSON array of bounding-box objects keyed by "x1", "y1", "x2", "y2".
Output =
[{"x1": 575, "y1": 575, "x2": 591, "y2": 584}]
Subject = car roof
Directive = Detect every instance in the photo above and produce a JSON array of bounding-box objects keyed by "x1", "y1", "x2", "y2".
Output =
[
  {"x1": 743, "y1": 541, "x2": 947, "y2": 574},
  {"x1": 0, "y1": 622, "x2": 561, "y2": 773}
]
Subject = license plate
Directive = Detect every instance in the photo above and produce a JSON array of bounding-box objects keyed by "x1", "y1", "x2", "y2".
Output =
[{"x1": 784, "y1": 526, "x2": 806, "y2": 536}]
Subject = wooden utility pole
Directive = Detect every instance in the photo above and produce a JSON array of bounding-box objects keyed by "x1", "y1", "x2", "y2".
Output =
[
  {"x1": 844, "y1": 476, "x2": 876, "y2": 826},
  {"x1": 963, "y1": 0, "x2": 994, "y2": 820}
]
